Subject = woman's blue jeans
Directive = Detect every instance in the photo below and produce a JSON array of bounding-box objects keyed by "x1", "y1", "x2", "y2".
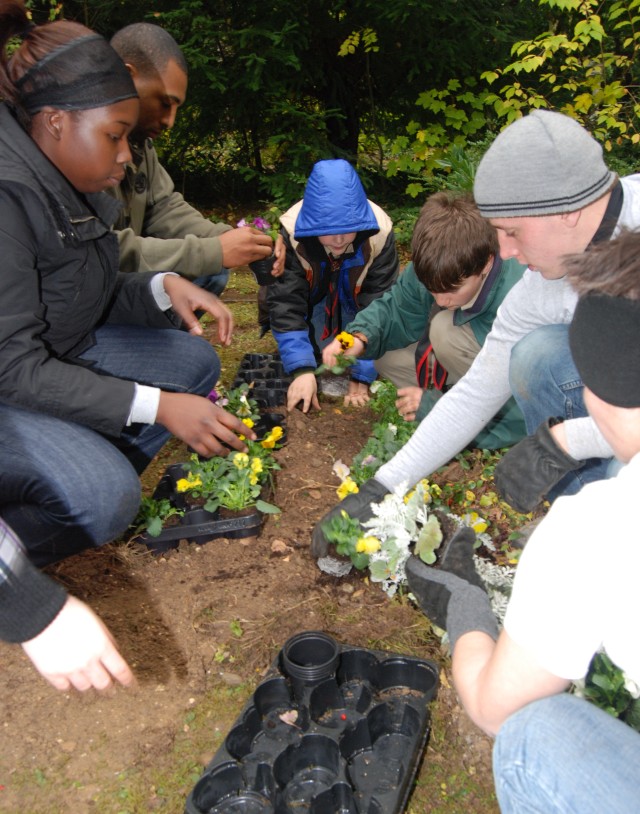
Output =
[
  {"x1": 494, "y1": 694, "x2": 640, "y2": 813},
  {"x1": 0, "y1": 324, "x2": 219, "y2": 565},
  {"x1": 509, "y1": 324, "x2": 611, "y2": 498}
]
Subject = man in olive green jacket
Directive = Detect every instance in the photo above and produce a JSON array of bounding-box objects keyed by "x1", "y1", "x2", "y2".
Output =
[
  {"x1": 322, "y1": 192, "x2": 526, "y2": 449},
  {"x1": 109, "y1": 23, "x2": 275, "y2": 294}
]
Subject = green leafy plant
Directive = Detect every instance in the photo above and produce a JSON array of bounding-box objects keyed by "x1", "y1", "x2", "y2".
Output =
[
  {"x1": 133, "y1": 497, "x2": 184, "y2": 538},
  {"x1": 178, "y1": 439, "x2": 282, "y2": 514},
  {"x1": 213, "y1": 382, "x2": 261, "y2": 423},
  {"x1": 315, "y1": 331, "x2": 358, "y2": 376},
  {"x1": 576, "y1": 651, "x2": 640, "y2": 732},
  {"x1": 237, "y1": 212, "x2": 281, "y2": 243},
  {"x1": 320, "y1": 510, "x2": 374, "y2": 570},
  {"x1": 413, "y1": 514, "x2": 444, "y2": 565}
]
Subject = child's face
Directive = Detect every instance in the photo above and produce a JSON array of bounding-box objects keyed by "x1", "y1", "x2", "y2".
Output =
[
  {"x1": 318, "y1": 233, "x2": 357, "y2": 256},
  {"x1": 430, "y1": 272, "x2": 486, "y2": 310},
  {"x1": 584, "y1": 387, "x2": 640, "y2": 463}
]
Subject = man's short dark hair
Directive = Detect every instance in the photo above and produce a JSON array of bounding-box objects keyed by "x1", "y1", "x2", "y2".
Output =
[
  {"x1": 411, "y1": 191, "x2": 499, "y2": 293},
  {"x1": 110, "y1": 23, "x2": 187, "y2": 77}
]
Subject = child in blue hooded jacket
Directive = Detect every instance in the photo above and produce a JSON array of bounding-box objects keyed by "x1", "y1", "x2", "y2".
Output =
[{"x1": 267, "y1": 159, "x2": 399, "y2": 412}]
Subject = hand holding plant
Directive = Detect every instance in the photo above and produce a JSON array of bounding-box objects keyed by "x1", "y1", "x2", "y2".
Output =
[
  {"x1": 237, "y1": 214, "x2": 280, "y2": 243},
  {"x1": 316, "y1": 332, "x2": 358, "y2": 376}
]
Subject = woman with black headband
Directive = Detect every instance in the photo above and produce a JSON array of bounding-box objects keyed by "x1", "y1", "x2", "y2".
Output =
[
  {"x1": 404, "y1": 231, "x2": 640, "y2": 811},
  {"x1": 0, "y1": 0, "x2": 253, "y2": 691}
]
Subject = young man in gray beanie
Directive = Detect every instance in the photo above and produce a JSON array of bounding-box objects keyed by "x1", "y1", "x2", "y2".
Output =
[
  {"x1": 403, "y1": 229, "x2": 640, "y2": 814},
  {"x1": 311, "y1": 109, "x2": 640, "y2": 559}
]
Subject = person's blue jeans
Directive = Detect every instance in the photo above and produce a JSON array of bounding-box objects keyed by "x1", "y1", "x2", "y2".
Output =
[
  {"x1": 192, "y1": 268, "x2": 230, "y2": 297},
  {"x1": 0, "y1": 324, "x2": 219, "y2": 565},
  {"x1": 509, "y1": 324, "x2": 611, "y2": 498},
  {"x1": 493, "y1": 693, "x2": 640, "y2": 813}
]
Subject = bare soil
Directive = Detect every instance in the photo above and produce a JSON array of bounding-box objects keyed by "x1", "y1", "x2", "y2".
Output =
[{"x1": 0, "y1": 271, "x2": 500, "y2": 813}]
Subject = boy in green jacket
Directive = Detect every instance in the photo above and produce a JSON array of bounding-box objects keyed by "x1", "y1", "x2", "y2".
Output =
[{"x1": 322, "y1": 192, "x2": 526, "y2": 448}]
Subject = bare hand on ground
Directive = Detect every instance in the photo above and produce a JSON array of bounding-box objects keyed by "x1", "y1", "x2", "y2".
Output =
[
  {"x1": 344, "y1": 380, "x2": 370, "y2": 407},
  {"x1": 287, "y1": 372, "x2": 320, "y2": 413},
  {"x1": 21, "y1": 596, "x2": 135, "y2": 692},
  {"x1": 157, "y1": 393, "x2": 256, "y2": 457},
  {"x1": 162, "y1": 275, "x2": 234, "y2": 344},
  {"x1": 396, "y1": 386, "x2": 423, "y2": 422}
]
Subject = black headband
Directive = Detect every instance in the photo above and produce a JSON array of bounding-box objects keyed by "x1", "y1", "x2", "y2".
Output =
[
  {"x1": 15, "y1": 34, "x2": 137, "y2": 115},
  {"x1": 569, "y1": 293, "x2": 640, "y2": 408}
]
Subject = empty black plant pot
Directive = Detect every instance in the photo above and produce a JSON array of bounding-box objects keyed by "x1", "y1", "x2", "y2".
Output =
[
  {"x1": 249, "y1": 254, "x2": 277, "y2": 286},
  {"x1": 281, "y1": 631, "x2": 340, "y2": 698}
]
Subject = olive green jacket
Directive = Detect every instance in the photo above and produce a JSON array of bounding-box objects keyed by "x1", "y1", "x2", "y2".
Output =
[{"x1": 109, "y1": 139, "x2": 232, "y2": 278}]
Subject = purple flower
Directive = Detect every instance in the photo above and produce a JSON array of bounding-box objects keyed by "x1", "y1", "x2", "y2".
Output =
[
  {"x1": 207, "y1": 388, "x2": 219, "y2": 404},
  {"x1": 237, "y1": 216, "x2": 271, "y2": 232}
]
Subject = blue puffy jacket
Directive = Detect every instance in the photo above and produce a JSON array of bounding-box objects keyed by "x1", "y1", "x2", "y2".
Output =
[{"x1": 268, "y1": 159, "x2": 399, "y2": 383}]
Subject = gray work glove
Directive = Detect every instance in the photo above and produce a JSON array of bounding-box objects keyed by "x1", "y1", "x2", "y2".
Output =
[
  {"x1": 311, "y1": 478, "x2": 390, "y2": 558},
  {"x1": 494, "y1": 417, "x2": 584, "y2": 513},
  {"x1": 405, "y1": 526, "x2": 498, "y2": 651}
]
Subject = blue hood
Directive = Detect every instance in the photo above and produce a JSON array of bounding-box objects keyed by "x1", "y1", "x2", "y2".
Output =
[{"x1": 294, "y1": 159, "x2": 379, "y2": 238}]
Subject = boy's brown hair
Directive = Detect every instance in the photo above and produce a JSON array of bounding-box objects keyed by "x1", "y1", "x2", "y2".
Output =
[{"x1": 411, "y1": 191, "x2": 499, "y2": 293}]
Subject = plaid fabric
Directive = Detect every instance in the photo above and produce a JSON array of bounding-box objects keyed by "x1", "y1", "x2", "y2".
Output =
[
  {"x1": 0, "y1": 518, "x2": 67, "y2": 643},
  {"x1": 0, "y1": 518, "x2": 26, "y2": 587}
]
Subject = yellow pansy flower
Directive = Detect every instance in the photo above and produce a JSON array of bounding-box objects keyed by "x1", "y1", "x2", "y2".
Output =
[
  {"x1": 337, "y1": 477, "x2": 359, "y2": 500},
  {"x1": 251, "y1": 458, "x2": 263, "y2": 474},
  {"x1": 336, "y1": 331, "x2": 355, "y2": 350},
  {"x1": 242, "y1": 417, "x2": 255, "y2": 428},
  {"x1": 176, "y1": 475, "x2": 202, "y2": 492},
  {"x1": 356, "y1": 536, "x2": 381, "y2": 554},
  {"x1": 467, "y1": 511, "x2": 488, "y2": 534},
  {"x1": 233, "y1": 453, "x2": 249, "y2": 469}
]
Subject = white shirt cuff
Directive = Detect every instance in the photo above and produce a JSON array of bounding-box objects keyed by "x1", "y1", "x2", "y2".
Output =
[
  {"x1": 127, "y1": 384, "x2": 161, "y2": 426},
  {"x1": 151, "y1": 272, "x2": 179, "y2": 311}
]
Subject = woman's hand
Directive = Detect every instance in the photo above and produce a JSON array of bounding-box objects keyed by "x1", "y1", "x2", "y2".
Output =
[
  {"x1": 162, "y1": 275, "x2": 234, "y2": 345},
  {"x1": 287, "y1": 373, "x2": 320, "y2": 413},
  {"x1": 344, "y1": 380, "x2": 370, "y2": 408},
  {"x1": 21, "y1": 596, "x2": 134, "y2": 692},
  {"x1": 396, "y1": 386, "x2": 424, "y2": 422},
  {"x1": 156, "y1": 393, "x2": 256, "y2": 457}
]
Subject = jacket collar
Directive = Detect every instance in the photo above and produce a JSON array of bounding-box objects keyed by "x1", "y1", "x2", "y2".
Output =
[{"x1": 0, "y1": 103, "x2": 122, "y2": 238}]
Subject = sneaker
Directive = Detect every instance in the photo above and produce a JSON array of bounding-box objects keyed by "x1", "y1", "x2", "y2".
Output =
[{"x1": 319, "y1": 375, "x2": 350, "y2": 396}]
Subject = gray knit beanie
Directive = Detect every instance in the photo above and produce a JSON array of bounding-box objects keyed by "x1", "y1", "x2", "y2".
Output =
[{"x1": 474, "y1": 110, "x2": 616, "y2": 218}]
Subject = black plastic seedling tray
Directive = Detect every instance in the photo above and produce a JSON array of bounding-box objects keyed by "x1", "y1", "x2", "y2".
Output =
[
  {"x1": 233, "y1": 353, "x2": 291, "y2": 408},
  {"x1": 139, "y1": 410, "x2": 286, "y2": 553},
  {"x1": 185, "y1": 631, "x2": 439, "y2": 814}
]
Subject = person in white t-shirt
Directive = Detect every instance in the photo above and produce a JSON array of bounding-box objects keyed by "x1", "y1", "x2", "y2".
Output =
[{"x1": 405, "y1": 230, "x2": 640, "y2": 813}]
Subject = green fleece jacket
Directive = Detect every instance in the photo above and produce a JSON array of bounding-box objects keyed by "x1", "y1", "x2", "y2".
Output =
[
  {"x1": 109, "y1": 139, "x2": 232, "y2": 278},
  {"x1": 347, "y1": 258, "x2": 527, "y2": 449}
]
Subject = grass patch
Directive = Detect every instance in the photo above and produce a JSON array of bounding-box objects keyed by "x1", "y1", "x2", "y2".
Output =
[{"x1": 91, "y1": 684, "x2": 255, "y2": 813}]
